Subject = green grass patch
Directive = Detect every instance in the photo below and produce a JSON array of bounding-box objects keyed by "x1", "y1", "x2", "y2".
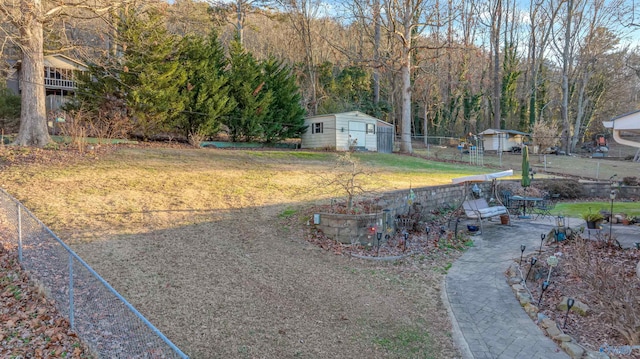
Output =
[
  {"x1": 435, "y1": 262, "x2": 453, "y2": 274},
  {"x1": 372, "y1": 325, "x2": 435, "y2": 358},
  {"x1": 355, "y1": 152, "x2": 481, "y2": 174},
  {"x1": 248, "y1": 151, "x2": 334, "y2": 161},
  {"x1": 551, "y1": 202, "x2": 640, "y2": 218}
]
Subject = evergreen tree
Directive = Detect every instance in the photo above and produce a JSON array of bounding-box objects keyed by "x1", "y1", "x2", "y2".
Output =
[
  {"x1": 261, "y1": 57, "x2": 306, "y2": 143},
  {"x1": 226, "y1": 41, "x2": 272, "y2": 142},
  {"x1": 176, "y1": 32, "x2": 235, "y2": 138},
  {"x1": 70, "y1": 62, "x2": 126, "y2": 121},
  {"x1": 0, "y1": 87, "x2": 21, "y2": 120},
  {"x1": 72, "y1": 8, "x2": 186, "y2": 139},
  {"x1": 119, "y1": 8, "x2": 187, "y2": 138}
]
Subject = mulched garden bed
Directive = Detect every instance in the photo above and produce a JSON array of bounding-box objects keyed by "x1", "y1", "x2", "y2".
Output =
[
  {"x1": 520, "y1": 236, "x2": 640, "y2": 358},
  {"x1": 304, "y1": 205, "x2": 471, "y2": 259}
]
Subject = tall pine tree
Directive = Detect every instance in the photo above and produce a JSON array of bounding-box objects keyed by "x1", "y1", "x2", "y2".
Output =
[
  {"x1": 119, "y1": 8, "x2": 187, "y2": 138},
  {"x1": 226, "y1": 41, "x2": 272, "y2": 142},
  {"x1": 72, "y1": 7, "x2": 186, "y2": 139},
  {"x1": 176, "y1": 32, "x2": 235, "y2": 138},
  {"x1": 261, "y1": 57, "x2": 306, "y2": 143}
]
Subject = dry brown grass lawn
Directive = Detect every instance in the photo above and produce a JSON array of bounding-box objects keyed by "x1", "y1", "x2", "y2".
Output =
[
  {"x1": 416, "y1": 143, "x2": 640, "y2": 180},
  {"x1": 1, "y1": 144, "x2": 638, "y2": 358},
  {"x1": 0, "y1": 145, "x2": 480, "y2": 359}
]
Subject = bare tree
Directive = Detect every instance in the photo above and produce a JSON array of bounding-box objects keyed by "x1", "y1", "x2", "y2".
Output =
[
  {"x1": 531, "y1": 120, "x2": 558, "y2": 160},
  {"x1": 206, "y1": 0, "x2": 271, "y2": 45},
  {"x1": 322, "y1": 152, "x2": 375, "y2": 212},
  {"x1": 0, "y1": 0, "x2": 131, "y2": 147},
  {"x1": 526, "y1": 0, "x2": 558, "y2": 128},
  {"x1": 166, "y1": 0, "x2": 214, "y2": 37},
  {"x1": 383, "y1": 0, "x2": 444, "y2": 153},
  {"x1": 273, "y1": 0, "x2": 324, "y2": 115},
  {"x1": 550, "y1": 0, "x2": 632, "y2": 153}
]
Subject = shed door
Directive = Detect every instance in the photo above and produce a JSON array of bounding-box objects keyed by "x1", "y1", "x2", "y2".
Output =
[
  {"x1": 377, "y1": 126, "x2": 394, "y2": 153},
  {"x1": 348, "y1": 121, "x2": 366, "y2": 148}
]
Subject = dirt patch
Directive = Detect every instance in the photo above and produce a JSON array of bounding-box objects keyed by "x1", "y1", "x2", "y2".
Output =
[{"x1": 70, "y1": 205, "x2": 462, "y2": 358}]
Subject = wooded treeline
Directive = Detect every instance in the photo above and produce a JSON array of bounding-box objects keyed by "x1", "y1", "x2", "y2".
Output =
[{"x1": 1, "y1": 0, "x2": 640, "y2": 152}]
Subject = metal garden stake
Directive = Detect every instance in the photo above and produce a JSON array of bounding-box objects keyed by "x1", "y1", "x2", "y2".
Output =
[
  {"x1": 525, "y1": 257, "x2": 537, "y2": 283},
  {"x1": 538, "y1": 281, "x2": 549, "y2": 306},
  {"x1": 563, "y1": 298, "x2": 575, "y2": 328},
  {"x1": 376, "y1": 232, "x2": 382, "y2": 256},
  {"x1": 403, "y1": 231, "x2": 409, "y2": 253},
  {"x1": 539, "y1": 233, "x2": 546, "y2": 253},
  {"x1": 546, "y1": 256, "x2": 558, "y2": 282}
]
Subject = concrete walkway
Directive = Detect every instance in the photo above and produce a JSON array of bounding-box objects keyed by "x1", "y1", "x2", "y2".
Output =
[
  {"x1": 445, "y1": 218, "x2": 571, "y2": 359},
  {"x1": 445, "y1": 215, "x2": 639, "y2": 358}
]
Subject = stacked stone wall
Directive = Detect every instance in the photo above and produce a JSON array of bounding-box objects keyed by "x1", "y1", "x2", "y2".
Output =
[{"x1": 313, "y1": 179, "x2": 638, "y2": 244}]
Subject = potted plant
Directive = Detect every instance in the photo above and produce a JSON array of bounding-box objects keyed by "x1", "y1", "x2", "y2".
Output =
[
  {"x1": 622, "y1": 215, "x2": 635, "y2": 225},
  {"x1": 582, "y1": 211, "x2": 604, "y2": 229}
]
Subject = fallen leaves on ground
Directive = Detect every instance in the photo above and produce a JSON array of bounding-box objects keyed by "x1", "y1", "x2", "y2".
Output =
[
  {"x1": 524, "y1": 237, "x2": 640, "y2": 358},
  {"x1": 304, "y1": 206, "x2": 472, "y2": 259},
  {"x1": 0, "y1": 245, "x2": 93, "y2": 358}
]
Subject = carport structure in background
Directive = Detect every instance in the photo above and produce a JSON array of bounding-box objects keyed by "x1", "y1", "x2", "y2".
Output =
[{"x1": 603, "y1": 111, "x2": 640, "y2": 162}]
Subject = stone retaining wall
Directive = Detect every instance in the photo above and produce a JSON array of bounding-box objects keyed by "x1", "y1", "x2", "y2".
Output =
[
  {"x1": 313, "y1": 179, "x2": 639, "y2": 244},
  {"x1": 581, "y1": 182, "x2": 640, "y2": 199},
  {"x1": 315, "y1": 182, "x2": 492, "y2": 244}
]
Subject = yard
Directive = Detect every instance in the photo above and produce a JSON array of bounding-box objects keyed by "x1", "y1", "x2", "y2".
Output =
[
  {"x1": 0, "y1": 143, "x2": 638, "y2": 358},
  {"x1": 0, "y1": 144, "x2": 488, "y2": 359}
]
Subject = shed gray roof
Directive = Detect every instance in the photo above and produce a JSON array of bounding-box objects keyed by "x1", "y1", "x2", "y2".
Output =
[{"x1": 478, "y1": 128, "x2": 530, "y2": 136}]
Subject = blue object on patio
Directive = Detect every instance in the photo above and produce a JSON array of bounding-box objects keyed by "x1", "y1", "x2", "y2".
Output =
[{"x1": 467, "y1": 225, "x2": 479, "y2": 232}]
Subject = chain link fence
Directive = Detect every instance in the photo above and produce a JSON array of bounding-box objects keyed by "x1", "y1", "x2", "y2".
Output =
[{"x1": 0, "y1": 189, "x2": 188, "y2": 358}]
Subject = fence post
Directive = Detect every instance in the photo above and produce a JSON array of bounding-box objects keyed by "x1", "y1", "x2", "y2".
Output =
[
  {"x1": 17, "y1": 203, "x2": 22, "y2": 262},
  {"x1": 69, "y1": 254, "x2": 75, "y2": 331}
]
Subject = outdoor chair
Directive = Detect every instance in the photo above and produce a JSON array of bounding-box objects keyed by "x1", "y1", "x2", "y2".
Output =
[
  {"x1": 534, "y1": 196, "x2": 555, "y2": 219},
  {"x1": 461, "y1": 198, "x2": 508, "y2": 234},
  {"x1": 500, "y1": 190, "x2": 521, "y2": 216}
]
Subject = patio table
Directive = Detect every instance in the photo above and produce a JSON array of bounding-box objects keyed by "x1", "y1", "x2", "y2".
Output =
[{"x1": 511, "y1": 195, "x2": 543, "y2": 218}]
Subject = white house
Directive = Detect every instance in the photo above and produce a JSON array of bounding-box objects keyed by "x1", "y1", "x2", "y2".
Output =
[
  {"x1": 7, "y1": 54, "x2": 88, "y2": 112},
  {"x1": 603, "y1": 110, "x2": 640, "y2": 161},
  {"x1": 301, "y1": 111, "x2": 394, "y2": 152},
  {"x1": 478, "y1": 129, "x2": 530, "y2": 152}
]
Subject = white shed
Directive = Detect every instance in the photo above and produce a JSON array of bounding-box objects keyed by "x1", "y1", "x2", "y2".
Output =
[
  {"x1": 301, "y1": 111, "x2": 394, "y2": 152},
  {"x1": 479, "y1": 129, "x2": 530, "y2": 152}
]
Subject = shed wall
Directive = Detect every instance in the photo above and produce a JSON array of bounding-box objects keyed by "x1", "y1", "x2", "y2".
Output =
[
  {"x1": 336, "y1": 113, "x2": 379, "y2": 151},
  {"x1": 302, "y1": 112, "x2": 392, "y2": 152},
  {"x1": 301, "y1": 116, "x2": 337, "y2": 150}
]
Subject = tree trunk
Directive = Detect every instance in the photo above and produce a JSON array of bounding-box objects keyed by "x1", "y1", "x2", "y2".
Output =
[
  {"x1": 236, "y1": 0, "x2": 244, "y2": 44},
  {"x1": 560, "y1": 0, "x2": 573, "y2": 155},
  {"x1": 399, "y1": 20, "x2": 413, "y2": 154},
  {"x1": 491, "y1": 0, "x2": 502, "y2": 129},
  {"x1": 571, "y1": 70, "x2": 590, "y2": 152},
  {"x1": 372, "y1": 0, "x2": 380, "y2": 106},
  {"x1": 15, "y1": 0, "x2": 51, "y2": 147},
  {"x1": 423, "y1": 102, "x2": 429, "y2": 147}
]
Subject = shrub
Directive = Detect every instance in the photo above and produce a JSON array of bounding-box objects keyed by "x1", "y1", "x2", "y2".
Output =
[
  {"x1": 622, "y1": 176, "x2": 639, "y2": 186},
  {"x1": 564, "y1": 240, "x2": 640, "y2": 345},
  {"x1": 539, "y1": 179, "x2": 584, "y2": 199},
  {"x1": 582, "y1": 212, "x2": 604, "y2": 222},
  {"x1": 0, "y1": 87, "x2": 20, "y2": 120},
  {"x1": 531, "y1": 121, "x2": 559, "y2": 155}
]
